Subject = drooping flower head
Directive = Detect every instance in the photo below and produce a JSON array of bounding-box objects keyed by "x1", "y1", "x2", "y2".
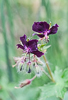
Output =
[
  {"x1": 32, "y1": 21, "x2": 59, "y2": 40},
  {"x1": 17, "y1": 34, "x2": 44, "y2": 57}
]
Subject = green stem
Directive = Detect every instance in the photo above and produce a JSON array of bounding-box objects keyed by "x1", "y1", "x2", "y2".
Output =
[
  {"x1": 42, "y1": 69, "x2": 51, "y2": 80},
  {"x1": 59, "y1": 97, "x2": 62, "y2": 100},
  {"x1": 31, "y1": 75, "x2": 36, "y2": 81},
  {"x1": 1, "y1": 0, "x2": 13, "y2": 82},
  {"x1": 43, "y1": 55, "x2": 55, "y2": 82},
  {"x1": 5, "y1": 0, "x2": 16, "y2": 55}
]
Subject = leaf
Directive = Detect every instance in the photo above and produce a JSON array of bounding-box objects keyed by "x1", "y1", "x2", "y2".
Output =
[
  {"x1": 52, "y1": 67, "x2": 63, "y2": 82},
  {"x1": 39, "y1": 82, "x2": 66, "y2": 100},
  {"x1": 45, "y1": 96, "x2": 60, "y2": 100},
  {"x1": 43, "y1": 45, "x2": 51, "y2": 49},
  {"x1": 62, "y1": 68, "x2": 68, "y2": 81},
  {"x1": 38, "y1": 44, "x2": 51, "y2": 52},
  {"x1": 39, "y1": 44, "x2": 46, "y2": 48},
  {"x1": 14, "y1": 87, "x2": 40, "y2": 100},
  {"x1": 63, "y1": 92, "x2": 68, "y2": 100},
  {"x1": 39, "y1": 82, "x2": 56, "y2": 100},
  {"x1": 61, "y1": 68, "x2": 68, "y2": 87},
  {"x1": 39, "y1": 67, "x2": 66, "y2": 100}
]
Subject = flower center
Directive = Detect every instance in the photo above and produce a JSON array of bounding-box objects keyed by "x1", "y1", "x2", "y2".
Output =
[
  {"x1": 43, "y1": 31, "x2": 48, "y2": 40},
  {"x1": 44, "y1": 31, "x2": 48, "y2": 35},
  {"x1": 25, "y1": 46, "x2": 31, "y2": 53}
]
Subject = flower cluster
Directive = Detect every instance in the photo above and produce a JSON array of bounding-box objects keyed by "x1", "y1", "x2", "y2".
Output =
[{"x1": 13, "y1": 21, "x2": 59, "y2": 88}]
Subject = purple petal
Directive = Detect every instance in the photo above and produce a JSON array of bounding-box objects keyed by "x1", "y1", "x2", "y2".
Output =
[
  {"x1": 20, "y1": 34, "x2": 27, "y2": 45},
  {"x1": 16, "y1": 44, "x2": 24, "y2": 50},
  {"x1": 33, "y1": 33, "x2": 45, "y2": 38},
  {"x1": 32, "y1": 22, "x2": 49, "y2": 33},
  {"x1": 32, "y1": 50, "x2": 44, "y2": 57},
  {"x1": 27, "y1": 39, "x2": 38, "y2": 51},
  {"x1": 48, "y1": 24, "x2": 59, "y2": 35}
]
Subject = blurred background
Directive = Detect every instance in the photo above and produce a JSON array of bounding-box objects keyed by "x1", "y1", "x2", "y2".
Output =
[{"x1": 0, "y1": 0, "x2": 68, "y2": 100}]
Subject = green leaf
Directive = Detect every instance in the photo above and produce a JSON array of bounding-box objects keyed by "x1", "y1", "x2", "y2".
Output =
[
  {"x1": 45, "y1": 96, "x2": 60, "y2": 100},
  {"x1": 39, "y1": 44, "x2": 46, "y2": 48},
  {"x1": 43, "y1": 45, "x2": 51, "y2": 49},
  {"x1": 52, "y1": 67, "x2": 63, "y2": 82},
  {"x1": 38, "y1": 44, "x2": 51, "y2": 52},
  {"x1": 61, "y1": 68, "x2": 68, "y2": 87},
  {"x1": 14, "y1": 87, "x2": 40, "y2": 100},
  {"x1": 62, "y1": 68, "x2": 68, "y2": 81},
  {"x1": 63, "y1": 92, "x2": 68, "y2": 100},
  {"x1": 39, "y1": 82, "x2": 66, "y2": 100},
  {"x1": 39, "y1": 67, "x2": 67, "y2": 100},
  {"x1": 39, "y1": 82, "x2": 56, "y2": 100}
]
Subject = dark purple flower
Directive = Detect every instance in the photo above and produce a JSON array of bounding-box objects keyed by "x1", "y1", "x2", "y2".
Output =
[
  {"x1": 32, "y1": 22, "x2": 59, "y2": 39},
  {"x1": 17, "y1": 34, "x2": 44, "y2": 57}
]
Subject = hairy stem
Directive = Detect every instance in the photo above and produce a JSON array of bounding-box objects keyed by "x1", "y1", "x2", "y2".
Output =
[
  {"x1": 31, "y1": 75, "x2": 36, "y2": 81},
  {"x1": 42, "y1": 69, "x2": 51, "y2": 79},
  {"x1": 43, "y1": 55, "x2": 55, "y2": 82}
]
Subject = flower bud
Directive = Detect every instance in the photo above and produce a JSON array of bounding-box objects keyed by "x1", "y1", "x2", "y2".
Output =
[
  {"x1": 15, "y1": 79, "x2": 31, "y2": 88},
  {"x1": 20, "y1": 79, "x2": 31, "y2": 88},
  {"x1": 15, "y1": 75, "x2": 36, "y2": 89}
]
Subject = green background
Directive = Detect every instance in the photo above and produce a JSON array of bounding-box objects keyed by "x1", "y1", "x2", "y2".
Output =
[{"x1": 0, "y1": 0, "x2": 68, "y2": 100}]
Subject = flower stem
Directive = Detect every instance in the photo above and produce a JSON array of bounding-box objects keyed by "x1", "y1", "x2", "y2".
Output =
[
  {"x1": 42, "y1": 69, "x2": 51, "y2": 79},
  {"x1": 31, "y1": 75, "x2": 36, "y2": 81},
  {"x1": 1, "y1": 0, "x2": 13, "y2": 82},
  {"x1": 43, "y1": 55, "x2": 55, "y2": 82}
]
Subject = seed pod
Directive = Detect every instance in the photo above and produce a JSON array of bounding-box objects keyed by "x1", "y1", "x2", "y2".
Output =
[
  {"x1": 28, "y1": 67, "x2": 31, "y2": 73},
  {"x1": 36, "y1": 66, "x2": 42, "y2": 77},
  {"x1": 18, "y1": 62, "x2": 23, "y2": 71},
  {"x1": 20, "y1": 66, "x2": 23, "y2": 71}
]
